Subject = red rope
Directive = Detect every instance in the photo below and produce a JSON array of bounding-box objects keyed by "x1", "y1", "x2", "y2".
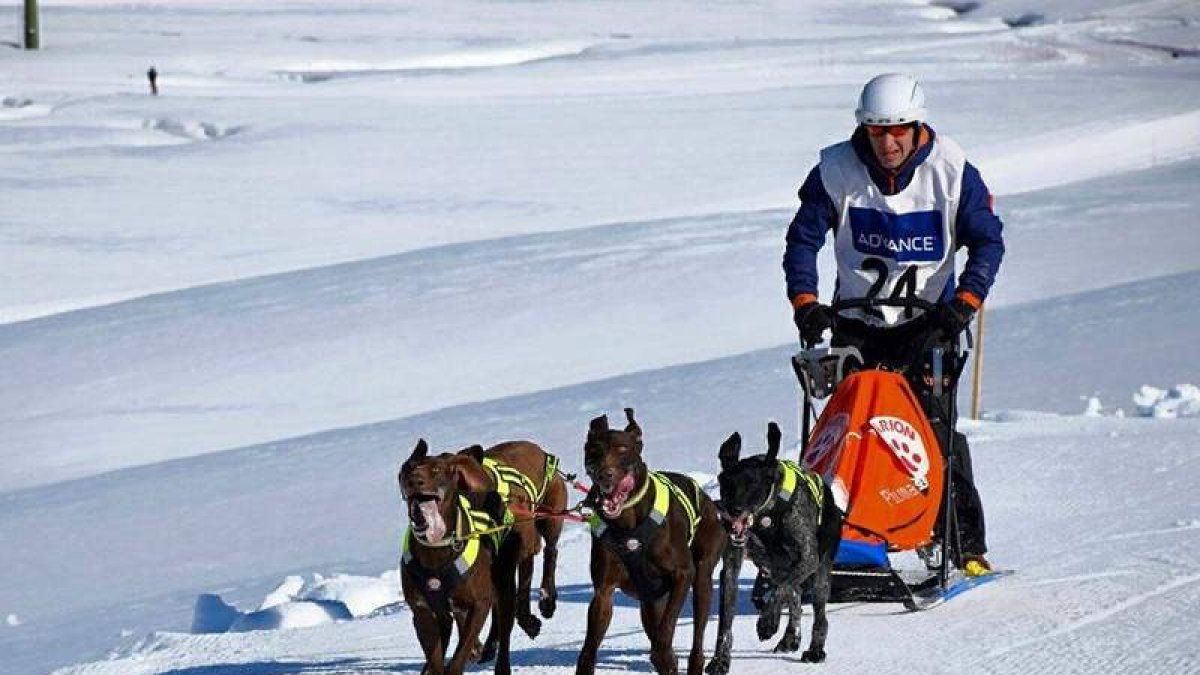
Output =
[{"x1": 508, "y1": 502, "x2": 589, "y2": 524}]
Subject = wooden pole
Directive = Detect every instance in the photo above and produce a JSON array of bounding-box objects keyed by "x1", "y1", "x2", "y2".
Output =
[
  {"x1": 970, "y1": 305, "x2": 985, "y2": 419},
  {"x1": 23, "y1": 0, "x2": 39, "y2": 50}
]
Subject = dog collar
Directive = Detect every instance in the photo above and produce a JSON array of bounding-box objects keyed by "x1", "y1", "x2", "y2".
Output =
[
  {"x1": 750, "y1": 463, "x2": 792, "y2": 517},
  {"x1": 590, "y1": 472, "x2": 702, "y2": 544},
  {"x1": 602, "y1": 468, "x2": 653, "y2": 516}
]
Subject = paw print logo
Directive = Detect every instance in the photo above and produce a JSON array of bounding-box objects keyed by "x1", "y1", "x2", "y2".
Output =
[
  {"x1": 806, "y1": 413, "x2": 849, "y2": 472},
  {"x1": 868, "y1": 416, "x2": 930, "y2": 490}
]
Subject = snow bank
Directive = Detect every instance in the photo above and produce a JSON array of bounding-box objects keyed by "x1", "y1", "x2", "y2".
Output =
[
  {"x1": 192, "y1": 571, "x2": 401, "y2": 634},
  {"x1": 229, "y1": 600, "x2": 352, "y2": 633},
  {"x1": 299, "y1": 571, "x2": 402, "y2": 618},
  {"x1": 1133, "y1": 384, "x2": 1200, "y2": 418}
]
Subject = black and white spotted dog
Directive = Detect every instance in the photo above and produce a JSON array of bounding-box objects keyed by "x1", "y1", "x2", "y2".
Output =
[{"x1": 707, "y1": 422, "x2": 842, "y2": 672}]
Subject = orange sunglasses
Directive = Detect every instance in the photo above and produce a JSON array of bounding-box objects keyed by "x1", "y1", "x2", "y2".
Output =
[{"x1": 865, "y1": 124, "x2": 914, "y2": 138}]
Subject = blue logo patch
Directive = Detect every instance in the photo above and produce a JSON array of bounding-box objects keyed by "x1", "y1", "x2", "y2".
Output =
[{"x1": 848, "y1": 208, "x2": 944, "y2": 263}]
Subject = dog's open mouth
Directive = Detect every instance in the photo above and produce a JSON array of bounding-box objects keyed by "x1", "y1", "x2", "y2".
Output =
[
  {"x1": 599, "y1": 473, "x2": 636, "y2": 518},
  {"x1": 409, "y1": 493, "x2": 448, "y2": 544},
  {"x1": 728, "y1": 512, "x2": 752, "y2": 545}
]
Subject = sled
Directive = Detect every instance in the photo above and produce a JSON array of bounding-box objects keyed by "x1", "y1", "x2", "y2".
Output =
[{"x1": 793, "y1": 297, "x2": 990, "y2": 609}]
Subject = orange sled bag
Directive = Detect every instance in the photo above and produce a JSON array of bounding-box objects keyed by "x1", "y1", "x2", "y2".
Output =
[{"x1": 802, "y1": 370, "x2": 944, "y2": 561}]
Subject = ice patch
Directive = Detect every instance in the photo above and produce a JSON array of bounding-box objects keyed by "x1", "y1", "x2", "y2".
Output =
[
  {"x1": 1133, "y1": 384, "x2": 1200, "y2": 418},
  {"x1": 5, "y1": 614, "x2": 20, "y2": 627}
]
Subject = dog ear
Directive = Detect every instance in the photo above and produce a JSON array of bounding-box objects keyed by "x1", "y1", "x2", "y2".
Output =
[
  {"x1": 588, "y1": 414, "x2": 610, "y2": 437},
  {"x1": 458, "y1": 444, "x2": 485, "y2": 463},
  {"x1": 766, "y1": 422, "x2": 781, "y2": 461},
  {"x1": 718, "y1": 432, "x2": 742, "y2": 471},
  {"x1": 450, "y1": 454, "x2": 493, "y2": 494},
  {"x1": 623, "y1": 408, "x2": 643, "y2": 451},
  {"x1": 410, "y1": 438, "x2": 429, "y2": 460}
]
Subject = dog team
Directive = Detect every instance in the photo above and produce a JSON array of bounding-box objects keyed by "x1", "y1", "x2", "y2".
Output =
[{"x1": 399, "y1": 408, "x2": 840, "y2": 675}]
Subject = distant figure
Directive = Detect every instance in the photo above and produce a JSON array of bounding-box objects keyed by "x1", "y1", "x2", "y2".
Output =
[{"x1": 147, "y1": 67, "x2": 159, "y2": 96}]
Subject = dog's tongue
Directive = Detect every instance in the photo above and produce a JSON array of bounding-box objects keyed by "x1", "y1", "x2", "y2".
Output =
[
  {"x1": 602, "y1": 473, "x2": 636, "y2": 517},
  {"x1": 419, "y1": 500, "x2": 447, "y2": 543}
]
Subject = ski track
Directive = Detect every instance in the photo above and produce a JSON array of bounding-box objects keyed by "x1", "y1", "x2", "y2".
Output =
[
  {"x1": 978, "y1": 571, "x2": 1200, "y2": 663},
  {"x1": 1019, "y1": 570, "x2": 1139, "y2": 587},
  {"x1": 1098, "y1": 521, "x2": 1200, "y2": 542}
]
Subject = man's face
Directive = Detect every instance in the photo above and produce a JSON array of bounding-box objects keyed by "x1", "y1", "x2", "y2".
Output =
[{"x1": 866, "y1": 124, "x2": 915, "y2": 170}]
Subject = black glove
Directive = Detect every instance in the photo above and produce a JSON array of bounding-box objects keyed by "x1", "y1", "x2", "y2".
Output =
[
  {"x1": 933, "y1": 297, "x2": 976, "y2": 336},
  {"x1": 793, "y1": 302, "x2": 833, "y2": 345}
]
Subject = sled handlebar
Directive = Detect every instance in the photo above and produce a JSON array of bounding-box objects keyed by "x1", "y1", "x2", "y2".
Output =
[
  {"x1": 829, "y1": 296, "x2": 939, "y2": 314},
  {"x1": 798, "y1": 297, "x2": 941, "y2": 349}
]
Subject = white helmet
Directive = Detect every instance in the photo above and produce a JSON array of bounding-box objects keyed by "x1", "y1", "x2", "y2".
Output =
[{"x1": 855, "y1": 73, "x2": 926, "y2": 126}]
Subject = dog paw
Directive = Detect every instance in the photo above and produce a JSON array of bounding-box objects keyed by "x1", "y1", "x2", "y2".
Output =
[
  {"x1": 704, "y1": 654, "x2": 730, "y2": 675},
  {"x1": 756, "y1": 613, "x2": 781, "y2": 641},
  {"x1": 518, "y1": 614, "x2": 543, "y2": 639},
  {"x1": 538, "y1": 594, "x2": 557, "y2": 619},
  {"x1": 800, "y1": 649, "x2": 826, "y2": 663},
  {"x1": 773, "y1": 632, "x2": 801, "y2": 653}
]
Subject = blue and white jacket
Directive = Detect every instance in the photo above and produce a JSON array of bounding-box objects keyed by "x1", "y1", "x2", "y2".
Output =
[{"x1": 783, "y1": 125, "x2": 1004, "y2": 327}]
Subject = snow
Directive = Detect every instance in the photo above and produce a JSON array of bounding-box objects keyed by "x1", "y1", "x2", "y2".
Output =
[
  {"x1": 228, "y1": 599, "x2": 353, "y2": 634},
  {"x1": 1133, "y1": 384, "x2": 1200, "y2": 418},
  {"x1": 1, "y1": 0, "x2": 1199, "y2": 673}
]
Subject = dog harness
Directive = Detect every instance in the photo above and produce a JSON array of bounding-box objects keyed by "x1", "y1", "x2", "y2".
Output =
[
  {"x1": 482, "y1": 453, "x2": 560, "y2": 504},
  {"x1": 779, "y1": 459, "x2": 825, "y2": 521},
  {"x1": 589, "y1": 471, "x2": 704, "y2": 600},
  {"x1": 753, "y1": 459, "x2": 825, "y2": 528},
  {"x1": 401, "y1": 493, "x2": 513, "y2": 613}
]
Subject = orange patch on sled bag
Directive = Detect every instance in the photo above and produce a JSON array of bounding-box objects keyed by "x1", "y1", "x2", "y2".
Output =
[{"x1": 803, "y1": 370, "x2": 944, "y2": 551}]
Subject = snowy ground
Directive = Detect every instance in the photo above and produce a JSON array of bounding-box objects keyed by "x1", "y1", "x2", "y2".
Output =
[{"x1": 1, "y1": 0, "x2": 1199, "y2": 674}]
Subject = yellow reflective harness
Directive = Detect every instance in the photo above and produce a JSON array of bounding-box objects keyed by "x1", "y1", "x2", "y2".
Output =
[
  {"x1": 482, "y1": 453, "x2": 560, "y2": 504},
  {"x1": 776, "y1": 459, "x2": 825, "y2": 525},
  {"x1": 401, "y1": 493, "x2": 514, "y2": 612},
  {"x1": 588, "y1": 471, "x2": 705, "y2": 600}
]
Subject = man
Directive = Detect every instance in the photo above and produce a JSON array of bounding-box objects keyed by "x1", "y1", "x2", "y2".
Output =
[{"x1": 783, "y1": 73, "x2": 1004, "y2": 576}]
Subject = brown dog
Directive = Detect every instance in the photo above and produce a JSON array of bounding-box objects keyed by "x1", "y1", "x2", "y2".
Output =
[
  {"x1": 393, "y1": 437, "x2": 561, "y2": 672},
  {"x1": 576, "y1": 409, "x2": 726, "y2": 675},
  {"x1": 458, "y1": 441, "x2": 568, "y2": 652}
]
